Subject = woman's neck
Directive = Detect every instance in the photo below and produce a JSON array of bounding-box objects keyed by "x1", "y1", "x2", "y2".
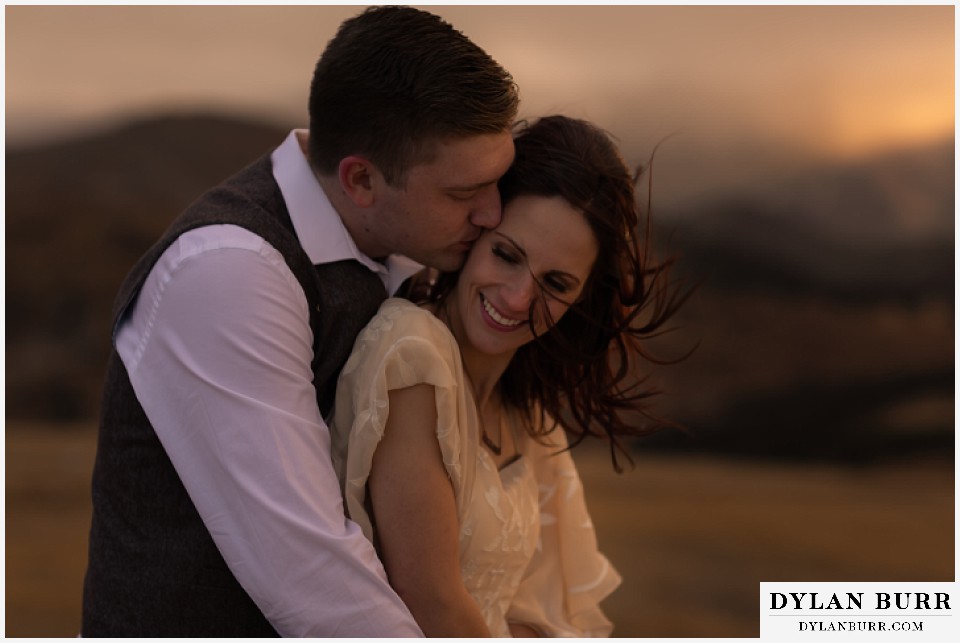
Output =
[
  {"x1": 459, "y1": 342, "x2": 509, "y2": 411},
  {"x1": 435, "y1": 292, "x2": 513, "y2": 411}
]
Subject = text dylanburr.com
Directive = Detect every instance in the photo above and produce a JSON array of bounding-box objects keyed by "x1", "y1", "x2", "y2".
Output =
[{"x1": 760, "y1": 582, "x2": 957, "y2": 641}]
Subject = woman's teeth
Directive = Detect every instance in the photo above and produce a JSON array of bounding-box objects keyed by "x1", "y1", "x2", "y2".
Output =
[{"x1": 482, "y1": 296, "x2": 522, "y2": 328}]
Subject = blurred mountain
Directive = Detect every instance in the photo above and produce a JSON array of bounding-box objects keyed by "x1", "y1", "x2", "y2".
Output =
[
  {"x1": 5, "y1": 113, "x2": 954, "y2": 462},
  {"x1": 657, "y1": 139, "x2": 954, "y2": 303},
  {"x1": 6, "y1": 114, "x2": 289, "y2": 419}
]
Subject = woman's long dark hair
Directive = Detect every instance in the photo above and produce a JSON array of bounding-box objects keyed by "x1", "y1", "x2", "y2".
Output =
[{"x1": 419, "y1": 115, "x2": 689, "y2": 471}]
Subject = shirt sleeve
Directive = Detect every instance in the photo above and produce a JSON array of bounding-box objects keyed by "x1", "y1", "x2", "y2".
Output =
[{"x1": 115, "y1": 225, "x2": 422, "y2": 637}]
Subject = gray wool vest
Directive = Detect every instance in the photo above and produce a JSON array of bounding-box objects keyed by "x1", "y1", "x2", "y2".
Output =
[{"x1": 81, "y1": 155, "x2": 387, "y2": 637}]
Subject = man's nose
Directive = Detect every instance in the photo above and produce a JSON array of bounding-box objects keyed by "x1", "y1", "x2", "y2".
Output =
[{"x1": 468, "y1": 186, "x2": 502, "y2": 230}]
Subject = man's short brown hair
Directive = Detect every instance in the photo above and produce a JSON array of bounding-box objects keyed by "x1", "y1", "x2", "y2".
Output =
[{"x1": 308, "y1": 6, "x2": 519, "y2": 186}]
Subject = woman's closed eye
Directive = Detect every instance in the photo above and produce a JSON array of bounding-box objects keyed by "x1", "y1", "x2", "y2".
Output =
[
  {"x1": 543, "y1": 274, "x2": 573, "y2": 294},
  {"x1": 492, "y1": 242, "x2": 578, "y2": 295},
  {"x1": 492, "y1": 245, "x2": 521, "y2": 265}
]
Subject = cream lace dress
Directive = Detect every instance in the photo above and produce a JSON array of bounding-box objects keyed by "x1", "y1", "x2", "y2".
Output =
[{"x1": 331, "y1": 298, "x2": 621, "y2": 637}]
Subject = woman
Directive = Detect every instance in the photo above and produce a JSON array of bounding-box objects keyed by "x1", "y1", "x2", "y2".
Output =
[{"x1": 331, "y1": 115, "x2": 682, "y2": 637}]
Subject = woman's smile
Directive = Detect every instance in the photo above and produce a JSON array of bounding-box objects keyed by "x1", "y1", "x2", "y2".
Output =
[{"x1": 479, "y1": 292, "x2": 525, "y2": 331}]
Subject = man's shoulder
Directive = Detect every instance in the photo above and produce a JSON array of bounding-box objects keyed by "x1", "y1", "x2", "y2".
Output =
[{"x1": 192, "y1": 154, "x2": 281, "y2": 213}]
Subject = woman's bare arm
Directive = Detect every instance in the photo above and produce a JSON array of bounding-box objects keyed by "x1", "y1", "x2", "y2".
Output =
[{"x1": 368, "y1": 383, "x2": 491, "y2": 637}]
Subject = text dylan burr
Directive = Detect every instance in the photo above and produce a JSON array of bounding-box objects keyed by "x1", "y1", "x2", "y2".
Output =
[{"x1": 770, "y1": 592, "x2": 950, "y2": 611}]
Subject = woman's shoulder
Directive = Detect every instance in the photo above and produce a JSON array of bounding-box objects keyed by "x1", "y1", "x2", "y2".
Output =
[
  {"x1": 370, "y1": 297, "x2": 450, "y2": 339},
  {"x1": 341, "y1": 297, "x2": 462, "y2": 393},
  {"x1": 350, "y1": 297, "x2": 458, "y2": 363},
  {"x1": 379, "y1": 296, "x2": 437, "y2": 320}
]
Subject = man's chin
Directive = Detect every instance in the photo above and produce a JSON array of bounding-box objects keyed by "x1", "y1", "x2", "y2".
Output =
[{"x1": 427, "y1": 251, "x2": 468, "y2": 273}]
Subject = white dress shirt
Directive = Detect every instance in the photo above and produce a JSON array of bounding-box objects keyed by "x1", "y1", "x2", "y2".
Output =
[{"x1": 115, "y1": 130, "x2": 423, "y2": 637}]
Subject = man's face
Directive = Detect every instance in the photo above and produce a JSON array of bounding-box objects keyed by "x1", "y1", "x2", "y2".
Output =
[{"x1": 370, "y1": 131, "x2": 515, "y2": 271}]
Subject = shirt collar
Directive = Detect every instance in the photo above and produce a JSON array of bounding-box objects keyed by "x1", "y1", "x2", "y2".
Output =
[{"x1": 271, "y1": 129, "x2": 422, "y2": 295}]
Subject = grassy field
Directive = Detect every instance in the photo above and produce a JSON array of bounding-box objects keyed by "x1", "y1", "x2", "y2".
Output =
[{"x1": 5, "y1": 421, "x2": 954, "y2": 638}]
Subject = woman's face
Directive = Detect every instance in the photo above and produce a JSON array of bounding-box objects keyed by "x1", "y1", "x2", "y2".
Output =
[{"x1": 452, "y1": 194, "x2": 599, "y2": 359}]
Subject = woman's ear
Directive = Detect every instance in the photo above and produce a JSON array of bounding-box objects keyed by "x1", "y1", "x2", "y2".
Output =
[{"x1": 338, "y1": 155, "x2": 378, "y2": 208}]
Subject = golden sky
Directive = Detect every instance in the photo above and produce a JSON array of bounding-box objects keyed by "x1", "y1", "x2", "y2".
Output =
[{"x1": 4, "y1": 4, "x2": 954, "y2": 198}]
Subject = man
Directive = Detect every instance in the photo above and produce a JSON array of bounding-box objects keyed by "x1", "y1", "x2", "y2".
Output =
[{"x1": 82, "y1": 6, "x2": 518, "y2": 636}]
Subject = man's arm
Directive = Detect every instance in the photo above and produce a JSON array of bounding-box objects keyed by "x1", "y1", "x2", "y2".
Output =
[{"x1": 117, "y1": 225, "x2": 422, "y2": 637}]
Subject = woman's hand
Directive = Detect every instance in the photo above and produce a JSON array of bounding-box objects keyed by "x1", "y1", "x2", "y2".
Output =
[{"x1": 369, "y1": 383, "x2": 491, "y2": 637}]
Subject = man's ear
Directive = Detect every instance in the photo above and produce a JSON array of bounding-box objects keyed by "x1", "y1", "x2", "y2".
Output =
[{"x1": 338, "y1": 155, "x2": 378, "y2": 208}]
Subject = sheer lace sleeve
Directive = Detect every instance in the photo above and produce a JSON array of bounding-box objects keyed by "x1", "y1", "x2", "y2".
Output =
[{"x1": 331, "y1": 298, "x2": 480, "y2": 540}]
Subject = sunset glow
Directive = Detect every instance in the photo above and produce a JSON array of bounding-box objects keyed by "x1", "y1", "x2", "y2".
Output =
[{"x1": 5, "y1": 5, "x2": 954, "y2": 168}]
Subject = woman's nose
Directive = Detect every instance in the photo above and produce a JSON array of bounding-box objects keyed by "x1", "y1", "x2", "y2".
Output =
[{"x1": 500, "y1": 273, "x2": 536, "y2": 313}]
